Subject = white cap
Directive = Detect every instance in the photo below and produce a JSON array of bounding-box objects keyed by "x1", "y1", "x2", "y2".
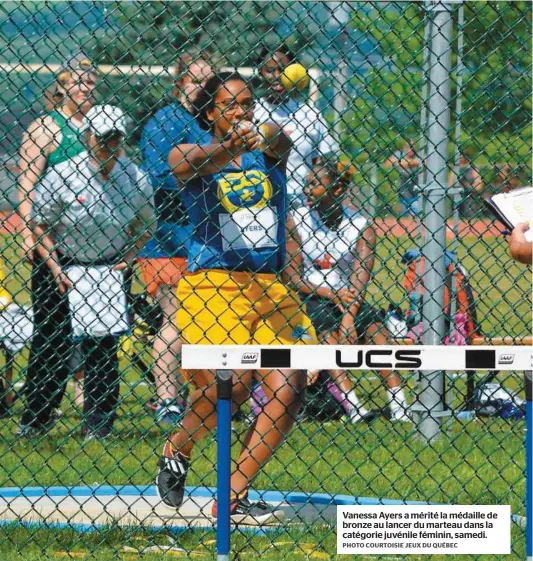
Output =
[{"x1": 82, "y1": 105, "x2": 127, "y2": 137}]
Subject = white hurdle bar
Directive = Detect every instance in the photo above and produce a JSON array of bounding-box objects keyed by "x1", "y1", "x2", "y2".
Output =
[{"x1": 182, "y1": 344, "x2": 533, "y2": 372}]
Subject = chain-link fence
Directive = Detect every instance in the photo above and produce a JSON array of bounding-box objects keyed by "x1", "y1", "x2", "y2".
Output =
[{"x1": 0, "y1": 1, "x2": 531, "y2": 560}]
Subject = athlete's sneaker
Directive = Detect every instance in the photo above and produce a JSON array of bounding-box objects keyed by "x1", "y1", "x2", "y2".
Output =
[
  {"x1": 156, "y1": 453, "x2": 189, "y2": 508},
  {"x1": 155, "y1": 399, "x2": 186, "y2": 427},
  {"x1": 212, "y1": 493, "x2": 285, "y2": 525},
  {"x1": 82, "y1": 431, "x2": 109, "y2": 444},
  {"x1": 145, "y1": 400, "x2": 158, "y2": 413},
  {"x1": 390, "y1": 408, "x2": 411, "y2": 423},
  {"x1": 15, "y1": 413, "x2": 57, "y2": 438},
  {"x1": 348, "y1": 408, "x2": 380, "y2": 424}
]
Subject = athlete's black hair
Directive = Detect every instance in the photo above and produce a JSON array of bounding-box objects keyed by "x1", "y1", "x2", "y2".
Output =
[{"x1": 193, "y1": 71, "x2": 248, "y2": 131}]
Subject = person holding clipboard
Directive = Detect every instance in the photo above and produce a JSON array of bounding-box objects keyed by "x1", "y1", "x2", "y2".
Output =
[
  {"x1": 508, "y1": 224, "x2": 532, "y2": 264},
  {"x1": 484, "y1": 186, "x2": 532, "y2": 265},
  {"x1": 17, "y1": 105, "x2": 155, "y2": 440}
]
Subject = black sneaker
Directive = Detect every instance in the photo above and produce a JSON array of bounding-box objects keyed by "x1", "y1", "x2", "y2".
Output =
[
  {"x1": 212, "y1": 493, "x2": 285, "y2": 525},
  {"x1": 156, "y1": 453, "x2": 189, "y2": 508},
  {"x1": 15, "y1": 413, "x2": 57, "y2": 437}
]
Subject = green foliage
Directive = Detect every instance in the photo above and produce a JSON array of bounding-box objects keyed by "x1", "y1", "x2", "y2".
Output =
[
  {"x1": 345, "y1": 1, "x2": 532, "y2": 166},
  {"x1": 92, "y1": 1, "x2": 318, "y2": 144}
]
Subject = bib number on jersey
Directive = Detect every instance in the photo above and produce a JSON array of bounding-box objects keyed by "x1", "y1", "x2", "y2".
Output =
[{"x1": 219, "y1": 207, "x2": 278, "y2": 251}]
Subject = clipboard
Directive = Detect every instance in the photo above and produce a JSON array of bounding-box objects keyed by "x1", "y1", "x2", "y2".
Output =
[{"x1": 483, "y1": 186, "x2": 533, "y2": 241}]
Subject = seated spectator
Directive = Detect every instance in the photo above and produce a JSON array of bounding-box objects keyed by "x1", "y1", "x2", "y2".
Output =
[
  {"x1": 251, "y1": 156, "x2": 410, "y2": 423},
  {"x1": 384, "y1": 140, "x2": 422, "y2": 217},
  {"x1": 254, "y1": 44, "x2": 339, "y2": 209},
  {"x1": 293, "y1": 156, "x2": 410, "y2": 422},
  {"x1": 17, "y1": 105, "x2": 155, "y2": 440}
]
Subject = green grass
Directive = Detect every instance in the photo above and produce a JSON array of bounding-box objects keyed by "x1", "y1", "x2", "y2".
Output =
[
  {"x1": 0, "y1": 523, "x2": 527, "y2": 561},
  {"x1": 0, "y1": 231, "x2": 530, "y2": 559},
  {"x1": 0, "y1": 381, "x2": 527, "y2": 560}
]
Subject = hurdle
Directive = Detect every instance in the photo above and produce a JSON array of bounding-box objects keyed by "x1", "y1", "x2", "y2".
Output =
[
  {"x1": 182, "y1": 344, "x2": 532, "y2": 561},
  {"x1": 526, "y1": 370, "x2": 532, "y2": 561}
]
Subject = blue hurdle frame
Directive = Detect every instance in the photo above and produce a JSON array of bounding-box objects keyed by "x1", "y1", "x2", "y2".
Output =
[{"x1": 216, "y1": 370, "x2": 233, "y2": 561}]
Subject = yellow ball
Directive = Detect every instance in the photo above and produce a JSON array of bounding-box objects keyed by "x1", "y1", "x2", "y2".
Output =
[{"x1": 280, "y1": 63, "x2": 310, "y2": 91}]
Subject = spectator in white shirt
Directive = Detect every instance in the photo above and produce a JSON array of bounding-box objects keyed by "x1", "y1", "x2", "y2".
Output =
[
  {"x1": 254, "y1": 44, "x2": 339, "y2": 209},
  {"x1": 17, "y1": 105, "x2": 155, "y2": 440}
]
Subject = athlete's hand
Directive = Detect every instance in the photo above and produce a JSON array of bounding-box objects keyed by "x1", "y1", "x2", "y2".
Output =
[
  {"x1": 113, "y1": 249, "x2": 136, "y2": 272},
  {"x1": 339, "y1": 311, "x2": 358, "y2": 345},
  {"x1": 331, "y1": 287, "x2": 358, "y2": 311},
  {"x1": 307, "y1": 369, "x2": 320, "y2": 387},
  {"x1": 224, "y1": 121, "x2": 261, "y2": 154}
]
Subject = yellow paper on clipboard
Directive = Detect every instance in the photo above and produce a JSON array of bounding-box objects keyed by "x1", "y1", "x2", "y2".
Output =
[{"x1": 486, "y1": 186, "x2": 533, "y2": 242}]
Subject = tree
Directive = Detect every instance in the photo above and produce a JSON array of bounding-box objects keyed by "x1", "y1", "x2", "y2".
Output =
[
  {"x1": 90, "y1": 1, "x2": 322, "y2": 145},
  {"x1": 346, "y1": 1, "x2": 532, "y2": 165}
]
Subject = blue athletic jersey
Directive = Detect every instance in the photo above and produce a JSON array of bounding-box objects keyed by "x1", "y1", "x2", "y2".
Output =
[
  {"x1": 180, "y1": 148, "x2": 288, "y2": 273},
  {"x1": 139, "y1": 103, "x2": 205, "y2": 259}
]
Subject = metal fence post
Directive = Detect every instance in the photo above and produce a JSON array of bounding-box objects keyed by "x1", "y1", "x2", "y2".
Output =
[{"x1": 416, "y1": 0, "x2": 454, "y2": 442}]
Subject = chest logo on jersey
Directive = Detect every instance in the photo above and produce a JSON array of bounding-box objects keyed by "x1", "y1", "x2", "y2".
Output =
[{"x1": 217, "y1": 170, "x2": 273, "y2": 213}]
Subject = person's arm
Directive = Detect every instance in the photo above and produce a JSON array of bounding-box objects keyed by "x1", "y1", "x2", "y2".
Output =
[
  {"x1": 169, "y1": 124, "x2": 260, "y2": 181},
  {"x1": 471, "y1": 166, "x2": 484, "y2": 193},
  {"x1": 31, "y1": 224, "x2": 72, "y2": 293},
  {"x1": 117, "y1": 171, "x2": 157, "y2": 270},
  {"x1": 130, "y1": 170, "x2": 157, "y2": 237},
  {"x1": 30, "y1": 169, "x2": 72, "y2": 293},
  {"x1": 349, "y1": 224, "x2": 376, "y2": 303},
  {"x1": 508, "y1": 223, "x2": 533, "y2": 265},
  {"x1": 448, "y1": 170, "x2": 456, "y2": 189},
  {"x1": 339, "y1": 224, "x2": 376, "y2": 343},
  {"x1": 282, "y1": 213, "x2": 332, "y2": 300},
  {"x1": 260, "y1": 122, "x2": 292, "y2": 168},
  {"x1": 17, "y1": 116, "x2": 56, "y2": 256}
]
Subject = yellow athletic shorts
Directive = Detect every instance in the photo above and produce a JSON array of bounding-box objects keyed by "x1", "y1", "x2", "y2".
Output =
[{"x1": 177, "y1": 270, "x2": 317, "y2": 346}]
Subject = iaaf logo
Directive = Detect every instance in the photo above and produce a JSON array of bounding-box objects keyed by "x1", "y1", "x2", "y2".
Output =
[
  {"x1": 335, "y1": 349, "x2": 422, "y2": 369},
  {"x1": 498, "y1": 354, "x2": 514, "y2": 365},
  {"x1": 241, "y1": 352, "x2": 259, "y2": 365}
]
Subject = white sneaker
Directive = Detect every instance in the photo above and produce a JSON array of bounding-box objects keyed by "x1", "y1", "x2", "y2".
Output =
[
  {"x1": 390, "y1": 408, "x2": 411, "y2": 423},
  {"x1": 348, "y1": 408, "x2": 379, "y2": 424}
]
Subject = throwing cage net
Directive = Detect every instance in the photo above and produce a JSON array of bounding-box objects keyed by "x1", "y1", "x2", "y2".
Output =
[{"x1": 0, "y1": 1, "x2": 531, "y2": 560}]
